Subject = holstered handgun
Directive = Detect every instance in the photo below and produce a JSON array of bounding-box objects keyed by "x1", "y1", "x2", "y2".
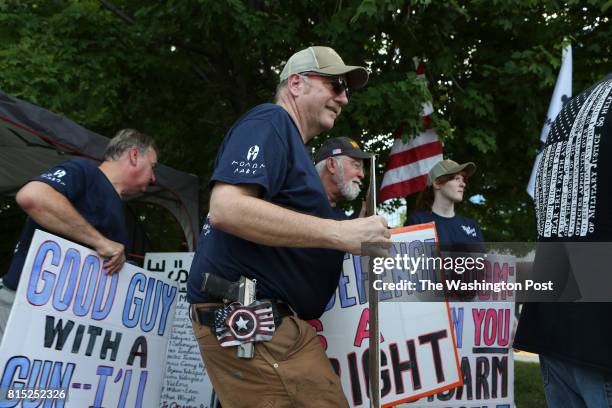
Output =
[
  {"x1": 200, "y1": 273, "x2": 257, "y2": 358},
  {"x1": 236, "y1": 276, "x2": 257, "y2": 358},
  {"x1": 200, "y1": 273, "x2": 241, "y2": 303}
]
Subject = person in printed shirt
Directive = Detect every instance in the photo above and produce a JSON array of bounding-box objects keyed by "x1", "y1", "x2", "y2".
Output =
[
  {"x1": 187, "y1": 46, "x2": 390, "y2": 408},
  {"x1": 404, "y1": 159, "x2": 484, "y2": 244},
  {"x1": 514, "y1": 74, "x2": 612, "y2": 408},
  {"x1": 0, "y1": 129, "x2": 157, "y2": 342}
]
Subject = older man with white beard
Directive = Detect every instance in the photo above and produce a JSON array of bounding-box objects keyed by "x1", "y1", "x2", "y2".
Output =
[{"x1": 314, "y1": 137, "x2": 371, "y2": 211}]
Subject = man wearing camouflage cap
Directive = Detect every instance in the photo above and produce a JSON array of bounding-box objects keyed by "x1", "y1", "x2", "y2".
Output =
[{"x1": 187, "y1": 46, "x2": 390, "y2": 406}]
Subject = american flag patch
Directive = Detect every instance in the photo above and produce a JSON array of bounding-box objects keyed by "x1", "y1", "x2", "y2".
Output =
[
  {"x1": 332, "y1": 148, "x2": 342, "y2": 155},
  {"x1": 215, "y1": 301, "x2": 275, "y2": 347}
]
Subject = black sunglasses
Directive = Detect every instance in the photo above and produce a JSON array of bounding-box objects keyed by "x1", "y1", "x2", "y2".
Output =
[{"x1": 301, "y1": 73, "x2": 349, "y2": 99}]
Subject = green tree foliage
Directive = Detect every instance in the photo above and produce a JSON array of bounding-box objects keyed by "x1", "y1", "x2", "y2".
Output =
[{"x1": 0, "y1": 0, "x2": 610, "y2": 243}]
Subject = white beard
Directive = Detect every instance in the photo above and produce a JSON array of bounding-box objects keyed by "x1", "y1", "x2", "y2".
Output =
[{"x1": 332, "y1": 162, "x2": 361, "y2": 201}]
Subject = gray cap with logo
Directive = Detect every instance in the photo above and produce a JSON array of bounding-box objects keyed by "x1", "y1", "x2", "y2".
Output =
[{"x1": 279, "y1": 46, "x2": 369, "y2": 89}]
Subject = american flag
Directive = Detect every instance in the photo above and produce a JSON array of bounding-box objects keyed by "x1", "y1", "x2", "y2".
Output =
[
  {"x1": 214, "y1": 301, "x2": 275, "y2": 347},
  {"x1": 379, "y1": 59, "x2": 443, "y2": 202}
]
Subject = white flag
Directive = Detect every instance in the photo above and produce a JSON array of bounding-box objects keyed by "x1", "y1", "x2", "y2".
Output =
[{"x1": 527, "y1": 44, "x2": 572, "y2": 198}]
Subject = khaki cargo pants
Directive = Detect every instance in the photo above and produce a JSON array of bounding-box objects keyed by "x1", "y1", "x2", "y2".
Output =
[{"x1": 191, "y1": 304, "x2": 348, "y2": 408}]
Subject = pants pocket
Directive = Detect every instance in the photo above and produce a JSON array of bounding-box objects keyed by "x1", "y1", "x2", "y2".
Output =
[{"x1": 261, "y1": 316, "x2": 301, "y2": 362}]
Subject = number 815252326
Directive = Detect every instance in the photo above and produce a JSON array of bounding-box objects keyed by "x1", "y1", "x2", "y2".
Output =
[{"x1": 5, "y1": 389, "x2": 67, "y2": 400}]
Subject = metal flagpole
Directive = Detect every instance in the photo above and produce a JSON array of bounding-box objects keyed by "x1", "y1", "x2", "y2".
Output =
[{"x1": 366, "y1": 154, "x2": 381, "y2": 408}]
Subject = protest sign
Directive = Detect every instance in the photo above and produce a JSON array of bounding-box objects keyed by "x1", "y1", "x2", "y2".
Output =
[
  {"x1": 403, "y1": 255, "x2": 515, "y2": 408},
  {"x1": 0, "y1": 230, "x2": 178, "y2": 407},
  {"x1": 310, "y1": 224, "x2": 462, "y2": 408},
  {"x1": 144, "y1": 252, "x2": 215, "y2": 408}
]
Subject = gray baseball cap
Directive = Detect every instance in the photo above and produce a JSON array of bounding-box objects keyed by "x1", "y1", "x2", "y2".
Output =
[
  {"x1": 428, "y1": 159, "x2": 476, "y2": 186},
  {"x1": 279, "y1": 46, "x2": 369, "y2": 89}
]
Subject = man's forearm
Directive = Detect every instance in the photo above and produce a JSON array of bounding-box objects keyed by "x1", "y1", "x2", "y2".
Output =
[
  {"x1": 16, "y1": 182, "x2": 107, "y2": 249},
  {"x1": 211, "y1": 190, "x2": 341, "y2": 249},
  {"x1": 209, "y1": 183, "x2": 389, "y2": 255}
]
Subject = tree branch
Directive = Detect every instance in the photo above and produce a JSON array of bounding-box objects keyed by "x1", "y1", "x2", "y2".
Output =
[{"x1": 98, "y1": 0, "x2": 136, "y2": 25}]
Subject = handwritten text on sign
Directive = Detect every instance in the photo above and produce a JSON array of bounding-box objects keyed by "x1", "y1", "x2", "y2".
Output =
[{"x1": 144, "y1": 252, "x2": 215, "y2": 408}]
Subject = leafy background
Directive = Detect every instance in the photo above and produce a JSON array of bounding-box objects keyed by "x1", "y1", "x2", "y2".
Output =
[{"x1": 0, "y1": 0, "x2": 610, "y2": 264}]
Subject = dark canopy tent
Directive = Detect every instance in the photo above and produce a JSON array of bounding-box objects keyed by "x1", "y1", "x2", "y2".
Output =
[{"x1": 0, "y1": 90, "x2": 199, "y2": 253}]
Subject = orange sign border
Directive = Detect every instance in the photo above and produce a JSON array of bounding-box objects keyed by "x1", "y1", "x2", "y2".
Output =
[{"x1": 380, "y1": 222, "x2": 463, "y2": 408}]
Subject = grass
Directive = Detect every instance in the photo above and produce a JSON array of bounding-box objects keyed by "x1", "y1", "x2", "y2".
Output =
[{"x1": 515, "y1": 361, "x2": 547, "y2": 408}]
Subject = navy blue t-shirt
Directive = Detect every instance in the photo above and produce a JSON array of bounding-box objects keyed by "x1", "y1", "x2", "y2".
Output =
[
  {"x1": 406, "y1": 210, "x2": 484, "y2": 245},
  {"x1": 187, "y1": 103, "x2": 345, "y2": 320},
  {"x1": 3, "y1": 159, "x2": 128, "y2": 290}
]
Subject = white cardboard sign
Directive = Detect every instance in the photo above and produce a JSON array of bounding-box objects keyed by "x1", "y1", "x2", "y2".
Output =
[
  {"x1": 144, "y1": 252, "x2": 215, "y2": 408},
  {"x1": 309, "y1": 224, "x2": 462, "y2": 408},
  {"x1": 0, "y1": 230, "x2": 178, "y2": 407}
]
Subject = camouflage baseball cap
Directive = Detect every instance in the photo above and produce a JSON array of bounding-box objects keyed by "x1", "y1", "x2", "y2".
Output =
[{"x1": 279, "y1": 46, "x2": 369, "y2": 89}]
